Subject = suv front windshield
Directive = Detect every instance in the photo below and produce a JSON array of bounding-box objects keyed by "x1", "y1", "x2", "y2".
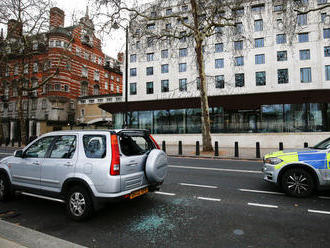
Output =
[{"x1": 312, "y1": 137, "x2": 330, "y2": 150}]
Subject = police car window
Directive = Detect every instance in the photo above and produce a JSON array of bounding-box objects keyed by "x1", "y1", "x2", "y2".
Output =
[
  {"x1": 24, "y1": 137, "x2": 55, "y2": 158},
  {"x1": 83, "y1": 135, "x2": 106, "y2": 158},
  {"x1": 119, "y1": 135, "x2": 153, "y2": 156},
  {"x1": 312, "y1": 137, "x2": 330, "y2": 150},
  {"x1": 49, "y1": 136, "x2": 76, "y2": 159}
]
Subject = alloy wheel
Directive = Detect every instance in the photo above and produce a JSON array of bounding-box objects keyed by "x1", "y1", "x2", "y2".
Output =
[
  {"x1": 69, "y1": 192, "x2": 86, "y2": 217},
  {"x1": 286, "y1": 172, "x2": 310, "y2": 195}
]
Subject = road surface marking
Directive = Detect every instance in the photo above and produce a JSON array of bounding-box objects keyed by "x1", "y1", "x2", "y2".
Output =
[
  {"x1": 239, "y1": 189, "x2": 285, "y2": 195},
  {"x1": 0, "y1": 152, "x2": 12, "y2": 155},
  {"x1": 179, "y1": 183, "x2": 218, "y2": 189},
  {"x1": 154, "y1": 191, "x2": 176, "y2": 196},
  {"x1": 197, "y1": 197, "x2": 221, "y2": 202},
  {"x1": 318, "y1": 196, "x2": 330, "y2": 200},
  {"x1": 169, "y1": 165, "x2": 262, "y2": 174},
  {"x1": 248, "y1": 203, "x2": 278, "y2": 208},
  {"x1": 308, "y1": 209, "x2": 330, "y2": 215}
]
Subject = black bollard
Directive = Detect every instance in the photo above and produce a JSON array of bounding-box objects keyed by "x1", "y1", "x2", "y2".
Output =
[
  {"x1": 11, "y1": 139, "x2": 14, "y2": 147},
  {"x1": 235, "y1": 142, "x2": 239, "y2": 157},
  {"x1": 178, "y1": 141, "x2": 182, "y2": 155},
  {"x1": 304, "y1": 142, "x2": 308, "y2": 148},
  {"x1": 279, "y1": 142, "x2": 283, "y2": 151},
  {"x1": 196, "y1": 141, "x2": 200, "y2": 156},
  {"x1": 162, "y1": 141, "x2": 166, "y2": 152},
  {"x1": 214, "y1": 141, "x2": 219, "y2": 156},
  {"x1": 256, "y1": 142, "x2": 260, "y2": 158}
]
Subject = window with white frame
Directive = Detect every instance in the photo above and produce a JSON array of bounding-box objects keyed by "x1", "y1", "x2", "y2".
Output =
[
  {"x1": 82, "y1": 65, "x2": 88, "y2": 77},
  {"x1": 94, "y1": 70, "x2": 100, "y2": 81},
  {"x1": 24, "y1": 64, "x2": 29, "y2": 74},
  {"x1": 33, "y1": 62, "x2": 38, "y2": 73}
]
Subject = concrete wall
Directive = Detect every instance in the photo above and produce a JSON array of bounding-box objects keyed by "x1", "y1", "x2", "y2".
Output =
[{"x1": 153, "y1": 132, "x2": 330, "y2": 148}]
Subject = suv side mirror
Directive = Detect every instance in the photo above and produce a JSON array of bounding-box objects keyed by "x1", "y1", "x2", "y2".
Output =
[{"x1": 14, "y1": 150, "x2": 23, "y2": 158}]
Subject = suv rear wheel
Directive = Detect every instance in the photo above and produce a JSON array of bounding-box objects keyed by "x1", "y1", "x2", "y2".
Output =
[
  {"x1": 0, "y1": 173, "x2": 12, "y2": 201},
  {"x1": 281, "y1": 168, "x2": 314, "y2": 198},
  {"x1": 66, "y1": 186, "x2": 94, "y2": 221}
]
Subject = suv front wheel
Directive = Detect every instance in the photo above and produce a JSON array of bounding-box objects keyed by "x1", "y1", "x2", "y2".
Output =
[
  {"x1": 0, "y1": 173, "x2": 12, "y2": 201},
  {"x1": 281, "y1": 168, "x2": 314, "y2": 198},
  {"x1": 66, "y1": 186, "x2": 94, "y2": 221}
]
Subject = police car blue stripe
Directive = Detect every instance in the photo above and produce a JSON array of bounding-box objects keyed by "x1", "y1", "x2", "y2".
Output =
[{"x1": 298, "y1": 152, "x2": 326, "y2": 169}]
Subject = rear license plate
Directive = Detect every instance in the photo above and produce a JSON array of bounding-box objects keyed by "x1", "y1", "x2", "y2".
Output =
[{"x1": 130, "y1": 187, "x2": 149, "y2": 199}]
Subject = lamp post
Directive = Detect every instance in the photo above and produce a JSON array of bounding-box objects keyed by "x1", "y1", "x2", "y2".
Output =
[{"x1": 112, "y1": 21, "x2": 129, "y2": 128}]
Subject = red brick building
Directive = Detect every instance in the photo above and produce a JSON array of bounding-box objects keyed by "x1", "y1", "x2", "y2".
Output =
[{"x1": 0, "y1": 7, "x2": 122, "y2": 144}]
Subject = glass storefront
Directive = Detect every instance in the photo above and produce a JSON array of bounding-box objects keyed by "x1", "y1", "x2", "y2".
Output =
[{"x1": 113, "y1": 103, "x2": 330, "y2": 133}]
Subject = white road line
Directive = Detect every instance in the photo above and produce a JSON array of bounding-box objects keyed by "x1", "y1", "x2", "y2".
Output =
[
  {"x1": 169, "y1": 165, "x2": 262, "y2": 174},
  {"x1": 0, "y1": 152, "x2": 12, "y2": 155},
  {"x1": 318, "y1": 196, "x2": 330, "y2": 200},
  {"x1": 179, "y1": 183, "x2": 218, "y2": 189},
  {"x1": 197, "y1": 197, "x2": 221, "y2": 202},
  {"x1": 308, "y1": 209, "x2": 330, "y2": 215},
  {"x1": 154, "y1": 191, "x2": 176, "y2": 196},
  {"x1": 239, "y1": 188, "x2": 285, "y2": 195},
  {"x1": 248, "y1": 203, "x2": 278, "y2": 209}
]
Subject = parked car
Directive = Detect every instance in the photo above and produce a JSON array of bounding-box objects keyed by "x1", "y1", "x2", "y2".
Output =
[
  {"x1": 262, "y1": 137, "x2": 330, "y2": 197},
  {"x1": 0, "y1": 129, "x2": 168, "y2": 221}
]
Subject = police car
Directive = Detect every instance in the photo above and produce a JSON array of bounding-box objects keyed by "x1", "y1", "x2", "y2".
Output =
[{"x1": 263, "y1": 137, "x2": 330, "y2": 197}]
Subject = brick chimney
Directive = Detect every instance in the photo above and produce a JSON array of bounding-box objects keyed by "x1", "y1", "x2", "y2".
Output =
[
  {"x1": 7, "y1": 19, "x2": 23, "y2": 39},
  {"x1": 117, "y1": 52, "x2": 124, "y2": 63},
  {"x1": 49, "y1": 7, "x2": 65, "y2": 30}
]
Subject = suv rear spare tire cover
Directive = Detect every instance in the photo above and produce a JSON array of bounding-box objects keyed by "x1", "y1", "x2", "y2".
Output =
[{"x1": 145, "y1": 149, "x2": 168, "y2": 184}]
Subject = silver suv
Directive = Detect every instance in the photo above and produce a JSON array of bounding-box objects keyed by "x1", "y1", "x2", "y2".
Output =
[{"x1": 0, "y1": 129, "x2": 168, "y2": 221}]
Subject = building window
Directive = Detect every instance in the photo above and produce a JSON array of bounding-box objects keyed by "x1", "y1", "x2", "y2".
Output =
[
  {"x1": 147, "y1": 23, "x2": 155, "y2": 30},
  {"x1": 55, "y1": 40, "x2": 62, "y2": 47},
  {"x1": 326, "y1": 65, "x2": 330, "y2": 81},
  {"x1": 179, "y1": 31, "x2": 186, "y2": 42},
  {"x1": 252, "y1": 4, "x2": 265, "y2": 12},
  {"x1": 147, "y1": 53, "x2": 154, "y2": 61},
  {"x1": 234, "y1": 40, "x2": 243, "y2": 50},
  {"x1": 300, "y1": 67, "x2": 312, "y2": 83},
  {"x1": 276, "y1": 34, "x2": 286, "y2": 44},
  {"x1": 182, "y1": 5, "x2": 188, "y2": 11},
  {"x1": 299, "y1": 49, "x2": 310, "y2": 60},
  {"x1": 196, "y1": 77, "x2": 201, "y2": 90},
  {"x1": 179, "y1": 63, "x2": 187, "y2": 72},
  {"x1": 161, "y1": 80, "x2": 169, "y2": 92},
  {"x1": 277, "y1": 51, "x2": 287, "y2": 61},
  {"x1": 318, "y1": 0, "x2": 328, "y2": 4},
  {"x1": 256, "y1": 71, "x2": 266, "y2": 86},
  {"x1": 215, "y1": 27, "x2": 223, "y2": 36},
  {"x1": 105, "y1": 73, "x2": 109, "y2": 79},
  {"x1": 146, "y1": 82, "x2": 153, "y2": 94},
  {"x1": 130, "y1": 54, "x2": 136, "y2": 63},
  {"x1": 81, "y1": 82, "x2": 88, "y2": 96},
  {"x1": 324, "y1": 28, "x2": 330, "y2": 39},
  {"x1": 94, "y1": 70, "x2": 100, "y2": 81},
  {"x1": 235, "y1": 22, "x2": 243, "y2": 34},
  {"x1": 147, "y1": 37, "x2": 153, "y2": 47},
  {"x1": 179, "y1": 48, "x2": 188, "y2": 57},
  {"x1": 321, "y1": 13, "x2": 327, "y2": 23},
  {"x1": 179, "y1": 78, "x2": 187, "y2": 91},
  {"x1": 274, "y1": 5, "x2": 283, "y2": 11},
  {"x1": 161, "y1": 49, "x2": 168, "y2": 58},
  {"x1": 82, "y1": 65, "x2": 88, "y2": 77},
  {"x1": 254, "y1": 19, "x2": 263, "y2": 31},
  {"x1": 255, "y1": 54, "x2": 265, "y2": 64},
  {"x1": 64, "y1": 85, "x2": 69, "y2": 92},
  {"x1": 235, "y1": 73, "x2": 244, "y2": 87},
  {"x1": 42, "y1": 99, "x2": 47, "y2": 109},
  {"x1": 215, "y1": 75, "x2": 224, "y2": 89},
  {"x1": 33, "y1": 62, "x2": 38, "y2": 73},
  {"x1": 298, "y1": 33, "x2": 309, "y2": 42},
  {"x1": 23, "y1": 64, "x2": 28, "y2": 74},
  {"x1": 93, "y1": 84, "x2": 99, "y2": 95},
  {"x1": 255, "y1": 38, "x2": 264, "y2": 48},
  {"x1": 215, "y1": 43, "x2": 223, "y2": 53},
  {"x1": 235, "y1": 56, "x2": 244, "y2": 66},
  {"x1": 54, "y1": 83, "x2": 61, "y2": 91},
  {"x1": 161, "y1": 64, "x2": 169, "y2": 73},
  {"x1": 166, "y1": 23, "x2": 172, "y2": 29},
  {"x1": 116, "y1": 85, "x2": 119, "y2": 92},
  {"x1": 136, "y1": 41, "x2": 140, "y2": 49},
  {"x1": 129, "y1": 83, "x2": 136, "y2": 95},
  {"x1": 76, "y1": 47, "x2": 81, "y2": 56},
  {"x1": 166, "y1": 8, "x2": 172, "y2": 15},
  {"x1": 233, "y1": 8, "x2": 244, "y2": 16},
  {"x1": 325, "y1": 46, "x2": 330, "y2": 56},
  {"x1": 278, "y1": 69, "x2": 289, "y2": 84},
  {"x1": 297, "y1": 14, "x2": 307, "y2": 26},
  {"x1": 130, "y1": 68, "x2": 137, "y2": 77},
  {"x1": 215, "y1": 59, "x2": 224, "y2": 68},
  {"x1": 110, "y1": 84, "x2": 114, "y2": 91},
  {"x1": 146, "y1": 67, "x2": 154, "y2": 75}
]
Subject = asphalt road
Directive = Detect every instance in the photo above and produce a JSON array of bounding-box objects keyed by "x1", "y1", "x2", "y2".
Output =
[{"x1": 1, "y1": 154, "x2": 330, "y2": 248}]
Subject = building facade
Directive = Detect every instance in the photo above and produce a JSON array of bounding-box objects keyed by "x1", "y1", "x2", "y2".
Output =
[
  {"x1": 0, "y1": 7, "x2": 122, "y2": 144},
  {"x1": 100, "y1": 0, "x2": 330, "y2": 147}
]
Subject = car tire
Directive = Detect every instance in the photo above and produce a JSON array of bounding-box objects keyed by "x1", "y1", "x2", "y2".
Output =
[
  {"x1": 66, "y1": 186, "x2": 94, "y2": 221},
  {"x1": 0, "y1": 173, "x2": 12, "y2": 201},
  {"x1": 281, "y1": 168, "x2": 314, "y2": 198}
]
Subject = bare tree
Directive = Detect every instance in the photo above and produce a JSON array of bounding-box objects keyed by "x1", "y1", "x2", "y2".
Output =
[
  {"x1": 95, "y1": 0, "x2": 330, "y2": 152},
  {"x1": 0, "y1": 0, "x2": 73, "y2": 145}
]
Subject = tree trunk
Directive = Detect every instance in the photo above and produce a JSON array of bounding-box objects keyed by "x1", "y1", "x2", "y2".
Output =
[
  {"x1": 191, "y1": 0, "x2": 213, "y2": 152},
  {"x1": 17, "y1": 92, "x2": 27, "y2": 146}
]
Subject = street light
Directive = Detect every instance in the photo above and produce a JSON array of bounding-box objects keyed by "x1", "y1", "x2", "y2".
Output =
[{"x1": 112, "y1": 21, "x2": 128, "y2": 128}]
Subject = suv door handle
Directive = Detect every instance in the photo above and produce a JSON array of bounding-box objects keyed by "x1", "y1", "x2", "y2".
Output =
[
  {"x1": 64, "y1": 162, "x2": 73, "y2": 166},
  {"x1": 32, "y1": 161, "x2": 40, "y2": 165}
]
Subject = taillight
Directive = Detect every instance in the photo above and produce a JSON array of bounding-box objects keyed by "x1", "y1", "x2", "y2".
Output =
[
  {"x1": 110, "y1": 134, "x2": 120, "y2": 175},
  {"x1": 149, "y1": 135, "x2": 160, "y2": 149}
]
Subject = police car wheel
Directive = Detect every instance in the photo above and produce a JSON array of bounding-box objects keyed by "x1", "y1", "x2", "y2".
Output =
[{"x1": 282, "y1": 168, "x2": 314, "y2": 198}]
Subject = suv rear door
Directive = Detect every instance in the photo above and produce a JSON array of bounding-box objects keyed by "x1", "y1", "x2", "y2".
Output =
[{"x1": 117, "y1": 130, "x2": 156, "y2": 191}]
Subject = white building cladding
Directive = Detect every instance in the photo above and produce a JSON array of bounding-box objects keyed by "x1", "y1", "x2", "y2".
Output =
[{"x1": 100, "y1": 0, "x2": 330, "y2": 146}]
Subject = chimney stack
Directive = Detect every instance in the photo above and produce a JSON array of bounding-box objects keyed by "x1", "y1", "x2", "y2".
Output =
[
  {"x1": 7, "y1": 19, "x2": 23, "y2": 39},
  {"x1": 49, "y1": 7, "x2": 65, "y2": 30}
]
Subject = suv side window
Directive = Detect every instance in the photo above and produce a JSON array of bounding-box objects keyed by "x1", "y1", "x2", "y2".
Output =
[
  {"x1": 24, "y1": 136, "x2": 55, "y2": 158},
  {"x1": 119, "y1": 135, "x2": 154, "y2": 156},
  {"x1": 83, "y1": 135, "x2": 106, "y2": 158},
  {"x1": 49, "y1": 135, "x2": 76, "y2": 159}
]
